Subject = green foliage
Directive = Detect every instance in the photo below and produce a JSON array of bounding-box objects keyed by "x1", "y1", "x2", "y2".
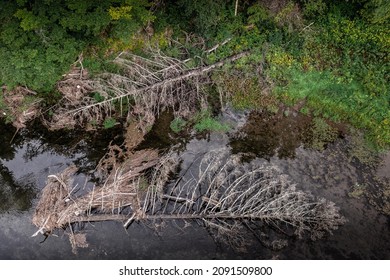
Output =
[
  {"x1": 156, "y1": 0, "x2": 389, "y2": 149},
  {"x1": 170, "y1": 118, "x2": 187, "y2": 133},
  {"x1": 0, "y1": 0, "x2": 152, "y2": 93},
  {"x1": 1, "y1": 0, "x2": 387, "y2": 152},
  {"x1": 193, "y1": 111, "x2": 230, "y2": 133},
  {"x1": 164, "y1": 0, "x2": 235, "y2": 40},
  {"x1": 92, "y1": 92, "x2": 105, "y2": 103},
  {"x1": 292, "y1": 12, "x2": 389, "y2": 148},
  {"x1": 274, "y1": 68, "x2": 390, "y2": 148},
  {"x1": 301, "y1": 0, "x2": 328, "y2": 18},
  {"x1": 194, "y1": 117, "x2": 230, "y2": 133},
  {"x1": 247, "y1": 3, "x2": 272, "y2": 26},
  {"x1": 103, "y1": 117, "x2": 117, "y2": 129},
  {"x1": 362, "y1": 0, "x2": 390, "y2": 23}
]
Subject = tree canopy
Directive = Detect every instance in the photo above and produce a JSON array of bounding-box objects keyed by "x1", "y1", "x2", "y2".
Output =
[
  {"x1": 0, "y1": 0, "x2": 152, "y2": 92},
  {"x1": 0, "y1": 0, "x2": 388, "y2": 147}
]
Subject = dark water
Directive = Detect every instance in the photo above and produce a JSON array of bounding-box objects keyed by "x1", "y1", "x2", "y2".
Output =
[
  {"x1": 0, "y1": 121, "x2": 224, "y2": 260},
  {"x1": 0, "y1": 110, "x2": 389, "y2": 260}
]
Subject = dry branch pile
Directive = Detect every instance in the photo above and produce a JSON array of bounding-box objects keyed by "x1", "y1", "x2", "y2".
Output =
[
  {"x1": 32, "y1": 147, "x2": 345, "y2": 251},
  {"x1": 45, "y1": 64, "x2": 95, "y2": 130},
  {"x1": 0, "y1": 86, "x2": 41, "y2": 129},
  {"x1": 46, "y1": 50, "x2": 248, "y2": 132},
  {"x1": 32, "y1": 149, "x2": 160, "y2": 235},
  {"x1": 32, "y1": 165, "x2": 78, "y2": 236}
]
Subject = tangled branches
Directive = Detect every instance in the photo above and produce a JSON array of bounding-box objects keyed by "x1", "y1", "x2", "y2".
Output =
[
  {"x1": 143, "y1": 149, "x2": 345, "y2": 246},
  {"x1": 0, "y1": 86, "x2": 41, "y2": 130},
  {"x1": 32, "y1": 148, "x2": 345, "y2": 252},
  {"x1": 47, "y1": 50, "x2": 248, "y2": 131},
  {"x1": 32, "y1": 149, "x2": 160, "y2": 235},
  {"x1": 45, "y1": 65, "x2": 95, "y2": 130}
]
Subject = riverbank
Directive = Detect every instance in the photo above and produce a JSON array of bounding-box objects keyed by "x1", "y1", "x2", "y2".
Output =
[{"x1": 0, "y1": 0, "x2": 389, "y2": 259}]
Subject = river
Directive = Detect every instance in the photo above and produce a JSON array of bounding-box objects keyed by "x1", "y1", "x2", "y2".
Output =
[{"x1": 0, "y1": 109, "x2": 389, "y2": 259}]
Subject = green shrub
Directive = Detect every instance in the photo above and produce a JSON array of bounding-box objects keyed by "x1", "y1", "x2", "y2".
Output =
[
  {"x1": 0, "y1": 0, "x2": 152, "y2": 93},
  {"x1": 170, "y1": 118, "x2": 187, "y2": 133},
  {"x1": 103, "y1": 117, "x2": 117, "y2": 129},
  {"x1": 194, "y1": 117, "x2": 230, "y2": 133},
  {"x1": 192, "y1": 110, "x2": 230, "y2": 133}
]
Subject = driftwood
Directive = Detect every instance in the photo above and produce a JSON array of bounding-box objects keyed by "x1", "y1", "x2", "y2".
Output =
[
  {"x1": 32, "y1": 149, "x2": 159, "y2": 235},
  {"x1": 32, "y1": 148, "x2": 345, "y2": 251},
  {"x1": 141, "y1": 149, "x2": 345, "y2": 245},
  {"x1": 32, "y1": 165, "x2": 78, "y2": 236}
]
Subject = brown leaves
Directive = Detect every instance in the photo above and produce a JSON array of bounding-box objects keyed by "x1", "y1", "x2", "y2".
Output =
[
  {"x1": 1, "y1": 86, "x2": 41, "y2": 129},
  {"x1": 58, "y1": 67, "x2": 93, "y2": 103}
]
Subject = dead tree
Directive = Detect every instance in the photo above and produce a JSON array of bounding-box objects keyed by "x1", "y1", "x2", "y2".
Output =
[
  {"x1": 48, "y1": 50, "x2": 248, "y2": 131},
  {"x1": 32, "y1": 148, "x2": 345, "y2": 251},
  {"x1": 141, "y1": 148, "x2": 345, "y2": 246}
]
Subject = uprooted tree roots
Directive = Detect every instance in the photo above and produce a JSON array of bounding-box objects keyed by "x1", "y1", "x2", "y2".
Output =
[{"x1": 32, "y1": 148, "x2": 345, "y2": 253}]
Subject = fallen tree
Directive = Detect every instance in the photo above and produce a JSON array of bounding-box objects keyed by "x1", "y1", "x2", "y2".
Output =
[
  {"x1": 32, "y1": 149, "x2": 160, "y2": 235},
  {"x1": 32, "y1": 148, "x2": 345, "y2": 252},
  {"x1": 46, "y1": 50, "x2": 248, "y2": 132}
]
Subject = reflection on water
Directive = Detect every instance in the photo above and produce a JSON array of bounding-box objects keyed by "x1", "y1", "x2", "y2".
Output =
[
  {"x1": 0, "y1": 121, "x2": 227, "y2": 259},
  {"x1": 0, "y1": 165, "x2": 35, "y2": 212},
  {"x1": 229, "y1": 110, "x2": 312, "y2": 159}
]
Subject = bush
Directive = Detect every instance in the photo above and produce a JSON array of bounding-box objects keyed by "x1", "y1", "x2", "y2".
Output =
[
  {"x1": 194, "y1": 117, "x2": 230, "y2": 133},
  {"x1": 193, "y1": 110, "x2": 230, "y2": 133},
  {"x1": 103, "y1": 117, "x2": 117, "y2": 129},
  {"x1": 0, "y1": 0, "x2": 152, "y2": 93},
  {"x1": 170, "y1": 118, "x2": 187, "y2": 133}
]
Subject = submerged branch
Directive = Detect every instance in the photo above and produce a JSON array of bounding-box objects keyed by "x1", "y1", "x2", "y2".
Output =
[{"x1": 32, "y1": 148, "x2": 345, "y2": 250}]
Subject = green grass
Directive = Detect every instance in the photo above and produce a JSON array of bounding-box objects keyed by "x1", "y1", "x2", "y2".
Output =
[
  {"x1": 274, "y1": 68, "x2": 390, "y2": 149},
  {"x1": 170, "y1": 117, "x2": 187, "y2": 133},
  {"x1": 103, "y1": 117, "x2": 117, "y2": 129},
  {"x1": 194, "y1": 116, "x2": 230, "y2": 133}
]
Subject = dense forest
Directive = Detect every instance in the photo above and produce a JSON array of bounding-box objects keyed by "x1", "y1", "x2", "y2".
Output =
[{"x1": 0, "y1": 0, "x2": 389, "y2": 149}]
